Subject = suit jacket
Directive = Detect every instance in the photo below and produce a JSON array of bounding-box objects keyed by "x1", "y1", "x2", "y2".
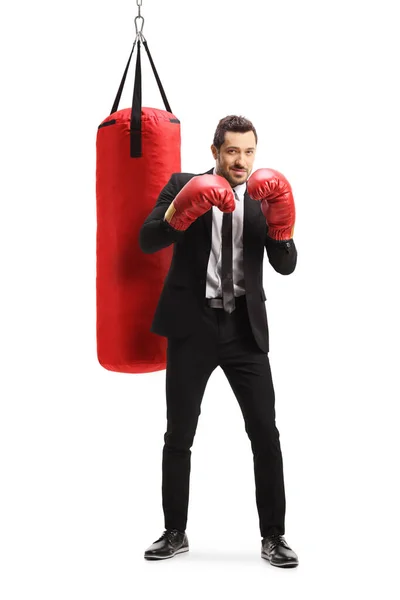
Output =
[{"x1": 138, "y1": 167, "x2": 297, "y2": 353}]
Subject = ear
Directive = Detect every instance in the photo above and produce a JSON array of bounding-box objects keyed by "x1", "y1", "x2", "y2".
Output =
[{"x1": 211, "y1": 144, "x2": 218, "y2": 160}]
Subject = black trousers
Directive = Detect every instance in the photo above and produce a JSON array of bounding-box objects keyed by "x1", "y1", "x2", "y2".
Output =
[{"x1": 162, "y1": 294, "x2": 286, "y2": 538}]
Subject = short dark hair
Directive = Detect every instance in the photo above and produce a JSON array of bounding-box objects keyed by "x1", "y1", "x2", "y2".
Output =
[{"x1": 212, "y1": 115, "x2": 258, "y2": 150}]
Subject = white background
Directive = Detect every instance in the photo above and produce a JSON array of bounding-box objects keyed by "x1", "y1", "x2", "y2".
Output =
[{"x1": 1, "y1": 0, "x2": 399, "y2": 597}]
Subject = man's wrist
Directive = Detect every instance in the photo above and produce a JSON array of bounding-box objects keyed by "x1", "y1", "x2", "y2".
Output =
[{"x1": 164, "y1": 202, "x2": 176, "y2": 223}]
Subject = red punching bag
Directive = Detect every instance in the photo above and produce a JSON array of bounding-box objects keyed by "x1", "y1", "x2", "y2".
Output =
[{"x1": 96, "y1": 34, "x2": 180, "y2": 374}]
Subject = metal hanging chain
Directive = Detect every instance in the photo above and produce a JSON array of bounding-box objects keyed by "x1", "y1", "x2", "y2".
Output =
[{"x1": 135, "y1": 0, "x2": 145, "y2": 41}]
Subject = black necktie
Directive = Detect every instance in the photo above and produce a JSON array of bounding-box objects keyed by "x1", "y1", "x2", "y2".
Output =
[{"x1": 221, "y1": 196, "x2": 236, "y2": 313}]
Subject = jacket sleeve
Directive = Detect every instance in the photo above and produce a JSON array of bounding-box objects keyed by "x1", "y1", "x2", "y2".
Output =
[
  {"x1": 265, "y1": 228, "x2": 297, "y2": 275},
  {"x1": 138, "y1": 173, "x2": 186, "y2": 254}
]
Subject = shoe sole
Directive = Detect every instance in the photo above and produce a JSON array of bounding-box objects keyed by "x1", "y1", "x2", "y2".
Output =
[
  {"x1": 144, "y1": 546, "x2": 189, "y2": 560},
  {"x1": 261, "y1": 551, "x2": 298, "y2": 568}
]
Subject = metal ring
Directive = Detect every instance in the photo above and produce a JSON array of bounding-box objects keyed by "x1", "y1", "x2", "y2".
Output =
[
  {"x1": 135, "y1": 15, "x2": 144, "y2": 34},
  {"x1": 134, "y1": 31, "x2": 146, "y2": 44}
]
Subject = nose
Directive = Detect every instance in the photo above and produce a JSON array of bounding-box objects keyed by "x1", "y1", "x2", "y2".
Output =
[{"x1": 235, "y1": 153, "x2": 247, "y2": 167}]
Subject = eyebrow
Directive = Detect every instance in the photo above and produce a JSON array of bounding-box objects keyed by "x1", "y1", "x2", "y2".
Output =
[{"x1": 226, "y1": 146, "x2": 255, "y2": 150}]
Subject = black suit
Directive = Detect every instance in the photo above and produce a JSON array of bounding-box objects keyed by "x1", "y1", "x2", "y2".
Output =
[
  {"x1": 139, "y1": 168, "x2": 297, "y2": 352},
  {"x1": 139, "y1": 168, "x2": 297, "y2": 537}
]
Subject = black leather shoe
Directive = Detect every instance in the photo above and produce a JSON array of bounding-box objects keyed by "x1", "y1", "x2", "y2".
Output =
[
  {"x1": 261, "y1": 534, "x2": 299, "y2": 567},
  {"x1": 144, "y1": 529, "x2": 189, "y2": 560}
]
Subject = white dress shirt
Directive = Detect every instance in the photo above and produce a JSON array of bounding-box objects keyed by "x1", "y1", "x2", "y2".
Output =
[{"x1": 205, "y1": 167, "x2": 246, "y2": 299}]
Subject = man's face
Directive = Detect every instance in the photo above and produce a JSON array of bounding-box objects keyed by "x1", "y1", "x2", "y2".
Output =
[{"x1": 211, "y1": 130, "x2": 257, "y2": 187}]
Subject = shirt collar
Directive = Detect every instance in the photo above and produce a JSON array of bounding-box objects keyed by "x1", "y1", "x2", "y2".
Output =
[{"x1": 212, "y1": 167, "x2": 247, "y2": 199}]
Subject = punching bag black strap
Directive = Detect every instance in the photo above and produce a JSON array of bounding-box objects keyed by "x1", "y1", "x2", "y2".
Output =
[
  {"x1": 142, "y1": 40, "x2": 172, "y2": 114},
  {"x1": 130, "y1": 40, "x2": 142, "y2": 157},
  {"x1": 110, "y1": 38, "x2": 137, "y2": 117},
  {"x1": 110, "y1": 33, "x2": 174, "y2": 158}
]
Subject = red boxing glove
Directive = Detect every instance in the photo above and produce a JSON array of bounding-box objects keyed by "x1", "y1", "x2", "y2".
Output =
[
  {"x1": 165, "y1": 174, "x2": 235, "y2": 231},
  {"x1": 247, "y1": 168, "x2": 295, "y2": 241}
]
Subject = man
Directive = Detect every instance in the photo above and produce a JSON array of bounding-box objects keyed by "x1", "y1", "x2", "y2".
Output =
[{"x1": 139, "y1": 115, "x2": 298, "y2": 567}]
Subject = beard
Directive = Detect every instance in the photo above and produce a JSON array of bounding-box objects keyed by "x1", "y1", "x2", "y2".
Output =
[{"x1": 216, "y1": 164, "x2": 248, "y2": 187}]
